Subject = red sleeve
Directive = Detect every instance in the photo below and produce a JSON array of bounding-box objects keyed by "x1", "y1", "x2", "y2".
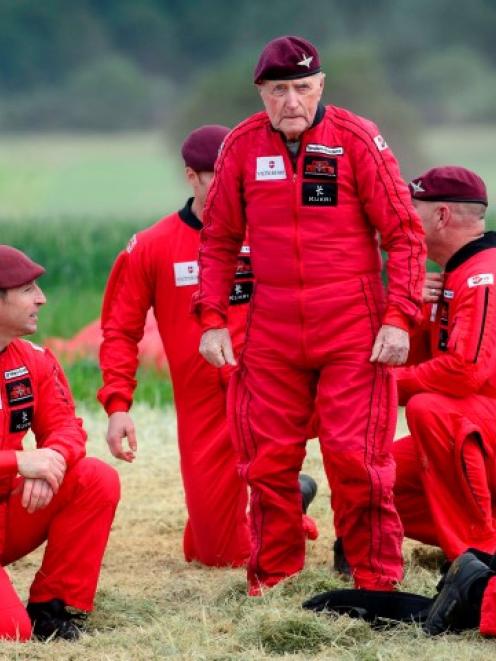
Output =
[
  {"x1": 351, "y1": 118, "x2": 426, "y2": 328},
  {"x1": 98, "y1": 237, "x2": 154, "y2": 414},
  {"x1": 405, "y1": 303, "x2": 433, "y2": 366},
  {"x1": 31, "y1": 349, "x2": 87, "y2": 466},
  {"x1": 0, "y1": 451, "x2": 18, "y2": 477},
  {"x1": 192, "y1": 134, "x2": 247, "y2": 328},
  {"x1": 395, "y1": 278, "x2": 496, "y2": 402}
]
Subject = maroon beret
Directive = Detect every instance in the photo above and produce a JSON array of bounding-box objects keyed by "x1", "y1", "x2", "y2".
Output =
[
  {"x1": 0, "y1": 245, "x2": 45, "y2": 289},
  {"x1": 254, "y1": 35, "x2": 321, "y2": 84},
  {"x1": 409, "y1": 166, "x2": 488, "y2": 206},
  {"x1": 181, "y1": 124, "x2": 230, "y2": 173}
]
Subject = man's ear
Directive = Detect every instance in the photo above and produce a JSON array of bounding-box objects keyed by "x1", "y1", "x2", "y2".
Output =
[
  {"x1": 185, "y1": 166, "x2": 199, "y2": 185},
  {"x1": 437, "y1": 204, "x2": 451, "y2": 230}
]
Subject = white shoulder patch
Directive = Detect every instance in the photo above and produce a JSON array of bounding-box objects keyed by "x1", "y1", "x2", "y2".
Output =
[
  {"x1": 126, "y1": 234, "x2": 138, "y2": 253},
  {"x1": 467, "y1": 273, "x2": 494, "y2": 288},
  {"x1": 23, "y1": 339, "x2": 44, "y2": 352},
  {"x1": 373, "y1": 134, "x2": 388, "y2": 151}
]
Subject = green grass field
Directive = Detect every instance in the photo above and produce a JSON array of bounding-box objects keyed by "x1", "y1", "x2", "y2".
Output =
[
  {"x1": 422, "y1": 125, "x2": 496, "y2": 206},
  {"x1": 0, "y1": 132, "x2": 188, "y2": 222},
  {"x1": 0, "y1": 126, "x2": 495, "y2": 225}
]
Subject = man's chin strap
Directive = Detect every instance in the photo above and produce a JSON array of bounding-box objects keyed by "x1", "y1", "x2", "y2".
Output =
[{"x1": 303, "y1": 589, "x2": 434, "y2": 626}]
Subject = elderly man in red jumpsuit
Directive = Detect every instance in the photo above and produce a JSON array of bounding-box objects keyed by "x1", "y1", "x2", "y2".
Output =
[
  {"x1": 390, "y1": 166, "x2": 496, "y2": 636},
  {"x1": 194, "y1": 36, "x2": 426, "y2": 595},
  {"x1": 0, "y1": 246, "x2": 120, "y2": 641}
]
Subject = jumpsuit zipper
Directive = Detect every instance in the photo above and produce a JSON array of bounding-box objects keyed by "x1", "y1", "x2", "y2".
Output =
[{"x1": 279, "y1": 134, "x2": 308, "y2": 363}]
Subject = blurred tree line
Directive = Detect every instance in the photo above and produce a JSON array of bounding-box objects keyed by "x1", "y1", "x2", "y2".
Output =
[{"x1": 0, "y1": 0, "x2": 495, "y2": 170}]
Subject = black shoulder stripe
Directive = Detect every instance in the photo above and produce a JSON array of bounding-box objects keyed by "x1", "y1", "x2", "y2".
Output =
[{"x1": 474, "y1": 287, "x2": 490, "y2": 363}]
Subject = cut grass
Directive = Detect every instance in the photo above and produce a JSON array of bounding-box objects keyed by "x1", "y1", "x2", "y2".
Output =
[{"x1": 3, "y1": 407, "x2": 495, "y2": 659}]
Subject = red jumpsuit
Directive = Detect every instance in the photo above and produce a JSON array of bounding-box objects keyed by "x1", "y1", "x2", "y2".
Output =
[
  {"x1": 98, "y1": 200, "x2": 252, "y2": 567},
  {"x1": 0, "y1": 338, "x2": 119, "y2": 641},
  {"x1": 194, "y1": 104, "x2": 426, "y2": 592},
  {"x1": 394, "y1": 232, "x2": 496, "y2": 561}
]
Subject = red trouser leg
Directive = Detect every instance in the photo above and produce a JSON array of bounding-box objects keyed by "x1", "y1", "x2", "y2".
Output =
[
  {"x1": 2, "y1": 458, "x2": 120, "y2": 611},
  {"x1": 177, "y1": 376, "x2": 250, "y2": 567},
  {"x1": 229, "y1": 350, "x2": 315, "y2": 592},
  {"x1": 231, "y1": 278, "x2": 403, "y2": 592},
  {"x1": 405, "y1": 393, "x2": 496, "y2": 560},
  {"x1": 393, "y1": 435, "x2": 439, "y2": 547},
  {"x1": 318, "y1": 353, "x2": 403, "y2": 590},
  {"x1": 0, "y1": 567, "x2": 32, "y2": 641}
]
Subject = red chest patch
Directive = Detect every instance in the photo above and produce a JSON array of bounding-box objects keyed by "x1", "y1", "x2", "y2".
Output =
[{"x1": 6, "y1": 378, "x2": 34, "y2": 405}]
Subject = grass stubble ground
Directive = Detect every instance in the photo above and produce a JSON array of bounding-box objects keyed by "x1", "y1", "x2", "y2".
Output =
[{"x1": 1, "y1": 406, "x2": 494, "y2": 660}]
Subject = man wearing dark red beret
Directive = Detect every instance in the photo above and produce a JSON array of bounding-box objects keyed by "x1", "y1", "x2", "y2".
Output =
[
  {"x1": 194, "y1": 35, "x2": 426, "y2": 595},
  {"x1": 0, "y1": 246, "x2": 120, "y2": 641},
  {"x1": 99, "y1": 125, "x2": 253, "y2": 567},
  {"x1": 386, "y1": 165, "x2": 496, "y2": 635}
]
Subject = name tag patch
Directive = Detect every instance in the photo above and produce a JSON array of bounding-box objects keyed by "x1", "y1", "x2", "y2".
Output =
[
  {"x1": 10, "y1": 406, "x2": 33, "y2": 433},
  {"x1": 256, "y1": 156, "x2": 286, "y2": 181},
  {"x1": 303, "y1": 156, "x2": 337, "y2": 179},
  {"x1": 6, "y1": 378, "x2": 33, "y2": 405},
  {"x1": 229, "y1": 281, "x2": 253, "y2": 305},
  {"x1": 306, "y1": 144, "x2": 344, "y2": 156},
  {"x1": 302, "y1": 183, "x2": 337, "y2": 206},
  {"x1": 468, "y1": 273, "x2": 494, "y2": 288},
  {"x1": 229, "y1": 253, "x2": 254, "y2": 306},
  {"x1": 4, "y1": 366, "x2": 29, "y2": 380},
  {"x1": 174, "y1": 261, "x2": 199, "y2": 287}
]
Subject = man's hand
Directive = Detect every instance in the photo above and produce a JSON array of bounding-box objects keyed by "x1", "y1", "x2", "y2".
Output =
[
  {"x1": 423, "y1": 272, "x2": 444, "y2": 303},
  {"x1": 370, "y1": 324, "x2": 410, "y2": 366},
  {"x1": 106, "y1": 411, "x2": 137, "y2": 462},
  {"x1": 21, "y1": 478, "x2": 54, "y2": 513},
  {"x1": 15, "y1": 448, "x2": 67, "y2": 493},
  {"x1": 199, "y1": 328, "x2": 236, "y2": 368}
]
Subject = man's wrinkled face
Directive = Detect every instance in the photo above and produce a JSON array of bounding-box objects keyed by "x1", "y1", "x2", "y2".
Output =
[
  {"x1": 258, "y1": 73, "x2": 325, "y2": 140},
  {"x1": 0, "y1": 281, "x2": 46, "y2": 339}
]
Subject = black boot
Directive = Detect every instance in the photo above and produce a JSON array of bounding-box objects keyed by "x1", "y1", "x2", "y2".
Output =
[
  {"x1": 27, "y1": 599, "x2": 86, "y2": 641},
  {"x1": 299, "y1": 474, "x2": 317, "y2": 514},
  {"x1": 333, "y1": 537, "x2": 351, "y2": 577},
  {"x1": 423, "y1": 551, "x2": 493, "y2": 635}
]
